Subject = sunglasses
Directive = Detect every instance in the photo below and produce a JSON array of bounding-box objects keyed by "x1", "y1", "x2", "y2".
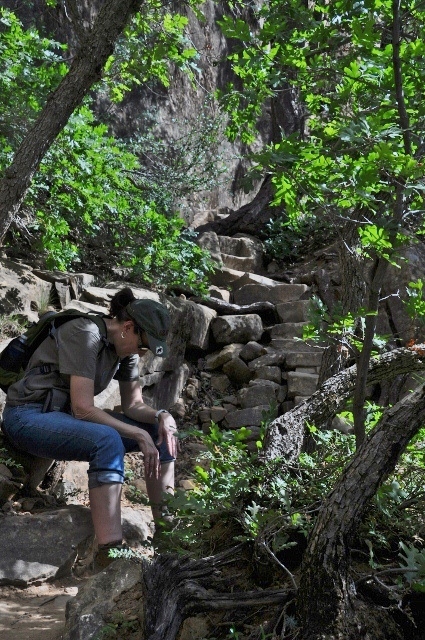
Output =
[{"x1": 137, "y1": 329, "x2": 150, "y2": 352}]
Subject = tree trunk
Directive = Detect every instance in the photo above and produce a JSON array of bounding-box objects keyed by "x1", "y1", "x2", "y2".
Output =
[
  {"x1": 318, "y1": 223, "x2": 367, "y2": 386},
  {"x1": 196, "y1": 175, "x2": 278, "y2": 239},
  {"x1": 0, "y1": 0, "x2": 142, "y2": 244},
  {"x1": 196, "y1": 84, "x2": 305, "y2": 239},
  {"x1": 262, "y1": 346, "x2": 425, "y2": 465},
  {"x1": 297, "y1": 381, "x2": 425, "y2": 639}
]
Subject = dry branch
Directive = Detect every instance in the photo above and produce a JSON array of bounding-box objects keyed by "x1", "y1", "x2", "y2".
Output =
[{"x1": 141, "y1": 547, "x2": 290, "y2": 640}]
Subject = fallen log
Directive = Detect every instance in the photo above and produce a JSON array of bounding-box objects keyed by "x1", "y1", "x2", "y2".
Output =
[{"x1": 190, "y1": 296, "x2": 279, "y2": 323}]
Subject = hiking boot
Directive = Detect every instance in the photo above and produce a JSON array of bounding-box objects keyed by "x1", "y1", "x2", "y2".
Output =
[{"x1": 93, "y1": 541, "x2": 127, "y2": 572}]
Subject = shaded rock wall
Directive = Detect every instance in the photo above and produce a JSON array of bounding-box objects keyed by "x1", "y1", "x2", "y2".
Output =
[{"x1": 3, "y1": 0, "x2": 269, "y2": 224}]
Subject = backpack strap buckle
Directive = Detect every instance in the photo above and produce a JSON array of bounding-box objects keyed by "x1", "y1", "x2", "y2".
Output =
[{"x1": 39, "y1": 364, "x2": 53, "y2": 374}]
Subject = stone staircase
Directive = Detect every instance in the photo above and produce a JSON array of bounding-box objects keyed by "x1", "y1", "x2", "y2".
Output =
[{"x1": 195, "y1": 231, "x2": 323, "y2": 435}]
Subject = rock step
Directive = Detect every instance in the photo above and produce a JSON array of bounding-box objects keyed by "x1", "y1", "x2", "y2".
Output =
[
  {"x1": 276, "y1": 300, "x2": 311, "y2": 323},
  {"x1": 234, "y1": 283, "x2": 309, "y2": 305},
  {"x1": 287, "y1": 371, "x2": 319, "y2": 398},
  {"x1": 221, "y1": 253, "x2": 259, "y2": 272},
  {"x1": 271, "y1": 322, "x2": 308, "y2": 339},
  {"x1": 270, "y1": 338, "x2": 324, "y2": 353},
  {"x1": 285, "y1": 351, "x2": 323, "y2": 368}
]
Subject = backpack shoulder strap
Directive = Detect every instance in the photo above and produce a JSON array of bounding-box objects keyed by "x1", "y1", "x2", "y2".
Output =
[{"x1": 49, "y1": 310, "x2": 109, "y2": 351}]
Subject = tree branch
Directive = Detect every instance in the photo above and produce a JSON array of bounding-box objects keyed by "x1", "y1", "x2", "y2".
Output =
[{"x1": 262, "y1": 346, "x2": 425, "y2": 464}]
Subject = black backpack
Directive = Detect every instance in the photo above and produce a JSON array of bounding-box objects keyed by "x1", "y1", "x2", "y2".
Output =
[{"x1": 0, "y1": 309, "x2": 108, "y2": 393}]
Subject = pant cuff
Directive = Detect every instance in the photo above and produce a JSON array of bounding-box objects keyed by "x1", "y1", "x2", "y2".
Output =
[{"x1": 88, "y1": 470, "x2": 124, "y2": 489}]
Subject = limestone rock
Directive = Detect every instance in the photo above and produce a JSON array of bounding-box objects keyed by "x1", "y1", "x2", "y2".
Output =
[
  {"x1": 121, "y1": 506, "x2": 152, "y2": 547},
  {"x1": 253, "y1": 365, "x2": 282, "y2": 384},
  {"x1": 222, "y1": 356, "x2": 253, "y2": 385},
  {"x1": 168, "y1": 297, "x2": 217, "y2": 351},
  {"x1": 211, "y1": 314, "x2": 263, "y2": 345},
  {"x1": 0, "y1": 258, "x2": 53, "y2": 323},
  {"x1": 231, "y1": 272, "x2": 284, "y2": 290},
  {"x1": 284, "y1": 350, "x2": 324, "y2": 368},
  {"x1": 210, "y1": 374, "x2": 231, "y2": 393},
  {"x1": 0, "y1": 506, "x2": 94, "y2": 586},
  {"x1": 208, "y1": 285, "x2": 231, "y2": 302},
  {"x1": 219, "y1": 235, "x2": 264, "y2": 272},
  {"x1": 238, "y1": 384, "x2": 276, "y2": 409},
  {"x1": 239, "y1": 341, "x2": 267, "y2": 362},
  {"x1": 224, "y1": 405, "x2": 275, "y2": 429},
  {"x1": 204, "y1": 343, "x2": 244, "y2": 370},
  {"x1": 233, "y1": 283, "x2": 309, "y2": 306},
  {"x1": 63, "y1": 559, "x2": 142, "y2": 640},
  {"x1": 276, "y1": 300, "x2": 311, "y2": 323},
  {"x1": 287, "y1": 371, "x2": 319, "y2": 397},
  {"x1": 195, "y1": 231, "x2": 222, "y2": 265},
  {"x1": 271, "y1": 322, "x2": 308, "y2": 339},
  {"x1": 210, "y1": 406, "x2": 228, "y2": 422},
  {"x1": 248, "y1": 349, "x2": 286, "y2": 369},
  {"x1": 209, "y1": 266, "x2": 246, "y2": 289}
]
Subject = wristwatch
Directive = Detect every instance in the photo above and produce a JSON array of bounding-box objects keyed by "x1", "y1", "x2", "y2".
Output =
[{"x1": 155, "y1": 409, "x2": 169, "y2": 421}]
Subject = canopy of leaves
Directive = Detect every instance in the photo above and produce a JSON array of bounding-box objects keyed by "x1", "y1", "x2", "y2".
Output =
[{"x1": 218, "y1": 0, "x2": 425, "y2": 258}]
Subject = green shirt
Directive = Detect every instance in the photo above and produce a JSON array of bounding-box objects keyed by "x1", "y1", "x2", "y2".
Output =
[{"x1": 6, "y1": 317, "x2": 139, "y2": 406}]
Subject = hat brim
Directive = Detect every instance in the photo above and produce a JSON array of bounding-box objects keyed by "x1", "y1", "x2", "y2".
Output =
[{"x1": 146, "y1": 333, "x2": 168, "y2": 358}]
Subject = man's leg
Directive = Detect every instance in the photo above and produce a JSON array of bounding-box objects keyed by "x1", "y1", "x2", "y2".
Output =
[
  {"x1": 145, "y1": 460, "x2": 175, "y2": 523},
  {"x1": 89, "y1": 482, "x2": 123, "y2": 545}
]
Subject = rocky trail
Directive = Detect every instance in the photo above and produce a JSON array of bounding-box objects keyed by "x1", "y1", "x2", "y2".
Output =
[{"x1": 1, "y1": 230, "x2": 416, "y2": 639}]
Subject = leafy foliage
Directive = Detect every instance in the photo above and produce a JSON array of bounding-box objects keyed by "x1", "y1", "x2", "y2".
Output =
[
  {"x1": 0, "y1": 8, "x2": 66, "y2": 160},
  {"x1": 0, "y1": 8, "x2": 220, "y2": 294},
  {"x1": 102, "y1": 1, "x2": 202, "y2": 101},
  {"x1": 218, "y1": 0, "x2": 425, "y2": 257}
]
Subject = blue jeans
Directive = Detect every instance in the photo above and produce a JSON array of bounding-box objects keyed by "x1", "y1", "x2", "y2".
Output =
[{"x1": 2, "y1": 404, "x2": 174, "y2": 488}]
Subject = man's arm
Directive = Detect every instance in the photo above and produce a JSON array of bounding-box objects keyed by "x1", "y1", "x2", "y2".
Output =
[
  {"x1": 70, "y1": 375, "x2": 161, "y2": 478},
  {"x1": 120, "y1": 380, "x2": 179, "y2": 459}
]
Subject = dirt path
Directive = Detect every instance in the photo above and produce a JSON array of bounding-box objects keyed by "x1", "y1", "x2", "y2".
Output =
[{"x1": 0, "y1": 577, "x2": 84, "y2": 640}]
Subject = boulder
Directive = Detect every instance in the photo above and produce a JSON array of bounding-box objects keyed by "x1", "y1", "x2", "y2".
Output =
[
  {"x1": 195, "y1": 231, "x2": 222, "y2": 265},
  {"x1": 276, "y1": 300, "x2": 311, "y2": 323},
  {"x1": 210, "y1": 406, "x2": 228, "y2": 422},
  {"x1": 204, "y1": 344, "x2": 244, "y2": 370},
  {"x1": 238, "y1": 384, "x2": 276, "y2": 409},
  {"x1": 253, "y1": 365, "x2": 282, "y2": 384},
  {"x1": 0, "y1": 506, "x2": 94, "y2": 586},
  {"x1": 211, "y1": 314, "x2": 263, "y2": 345},
  {"x1": 248, "y1": 349, "x2": 286, "y2": 370},
  {"x1": 209, "y1": 266, "x2": 246, "y2": 289},
  {"x1": 233, "y1": 283, "x2": 309, "y2": 306},
  {"x1": 231, "y1": 272, "x2": 284, "y2": 290},
  {"x1": 0, "y1": 258, "x2": 53, "y2": 323},
  {"x1": 63, "y1": 559, "x2": 142, "y2": 640},
  {"x1": 239, "y1": 341, "x2": 267, "y2": 362},
  {"x1": 271, "y1": 323, "x2": 308, "y2": 339},
  {"x1": 224, "y1": 405, "x2": 275, "y2": 429},
  {"x1": 80, "y1": 285, "x2": 160, "y2": 306},
  {"x1": 210, "y1": 373, "x2": 231, "y2": 393},
  {"x1": 208, "y1": 285, "x2": 231, "y2": 303},
  {"x1": 222, "y1": 356, "x2": 253, "y2": 385},
  {"x1": 168, "y1": 297, "x2": 217, "y2": 351},
  {"x1": 287, "y1": 371, "x2": 319, "y2": 397}
]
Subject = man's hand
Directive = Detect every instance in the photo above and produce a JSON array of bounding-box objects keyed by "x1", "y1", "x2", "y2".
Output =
[
  {"x1": 137, "y1": 432, "x2": 160, "y2": 478},
  {"x1": 156, "y1": 412, "x2": 179, "y2": 459}
]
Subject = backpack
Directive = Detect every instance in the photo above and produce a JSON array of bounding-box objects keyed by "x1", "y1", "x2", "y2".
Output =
[{"x1": 0, "y1": 309, "x2": 108, "y2": 394}]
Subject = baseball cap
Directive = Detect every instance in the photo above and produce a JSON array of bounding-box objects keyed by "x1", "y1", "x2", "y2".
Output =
[{"x1": 126, "y1": 299, "x2": 170, "y2": 357}]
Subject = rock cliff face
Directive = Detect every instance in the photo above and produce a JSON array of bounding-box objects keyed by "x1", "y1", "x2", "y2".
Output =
[{"x1": 3, "y1": 0, "x2": 269, "y2": 224}]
